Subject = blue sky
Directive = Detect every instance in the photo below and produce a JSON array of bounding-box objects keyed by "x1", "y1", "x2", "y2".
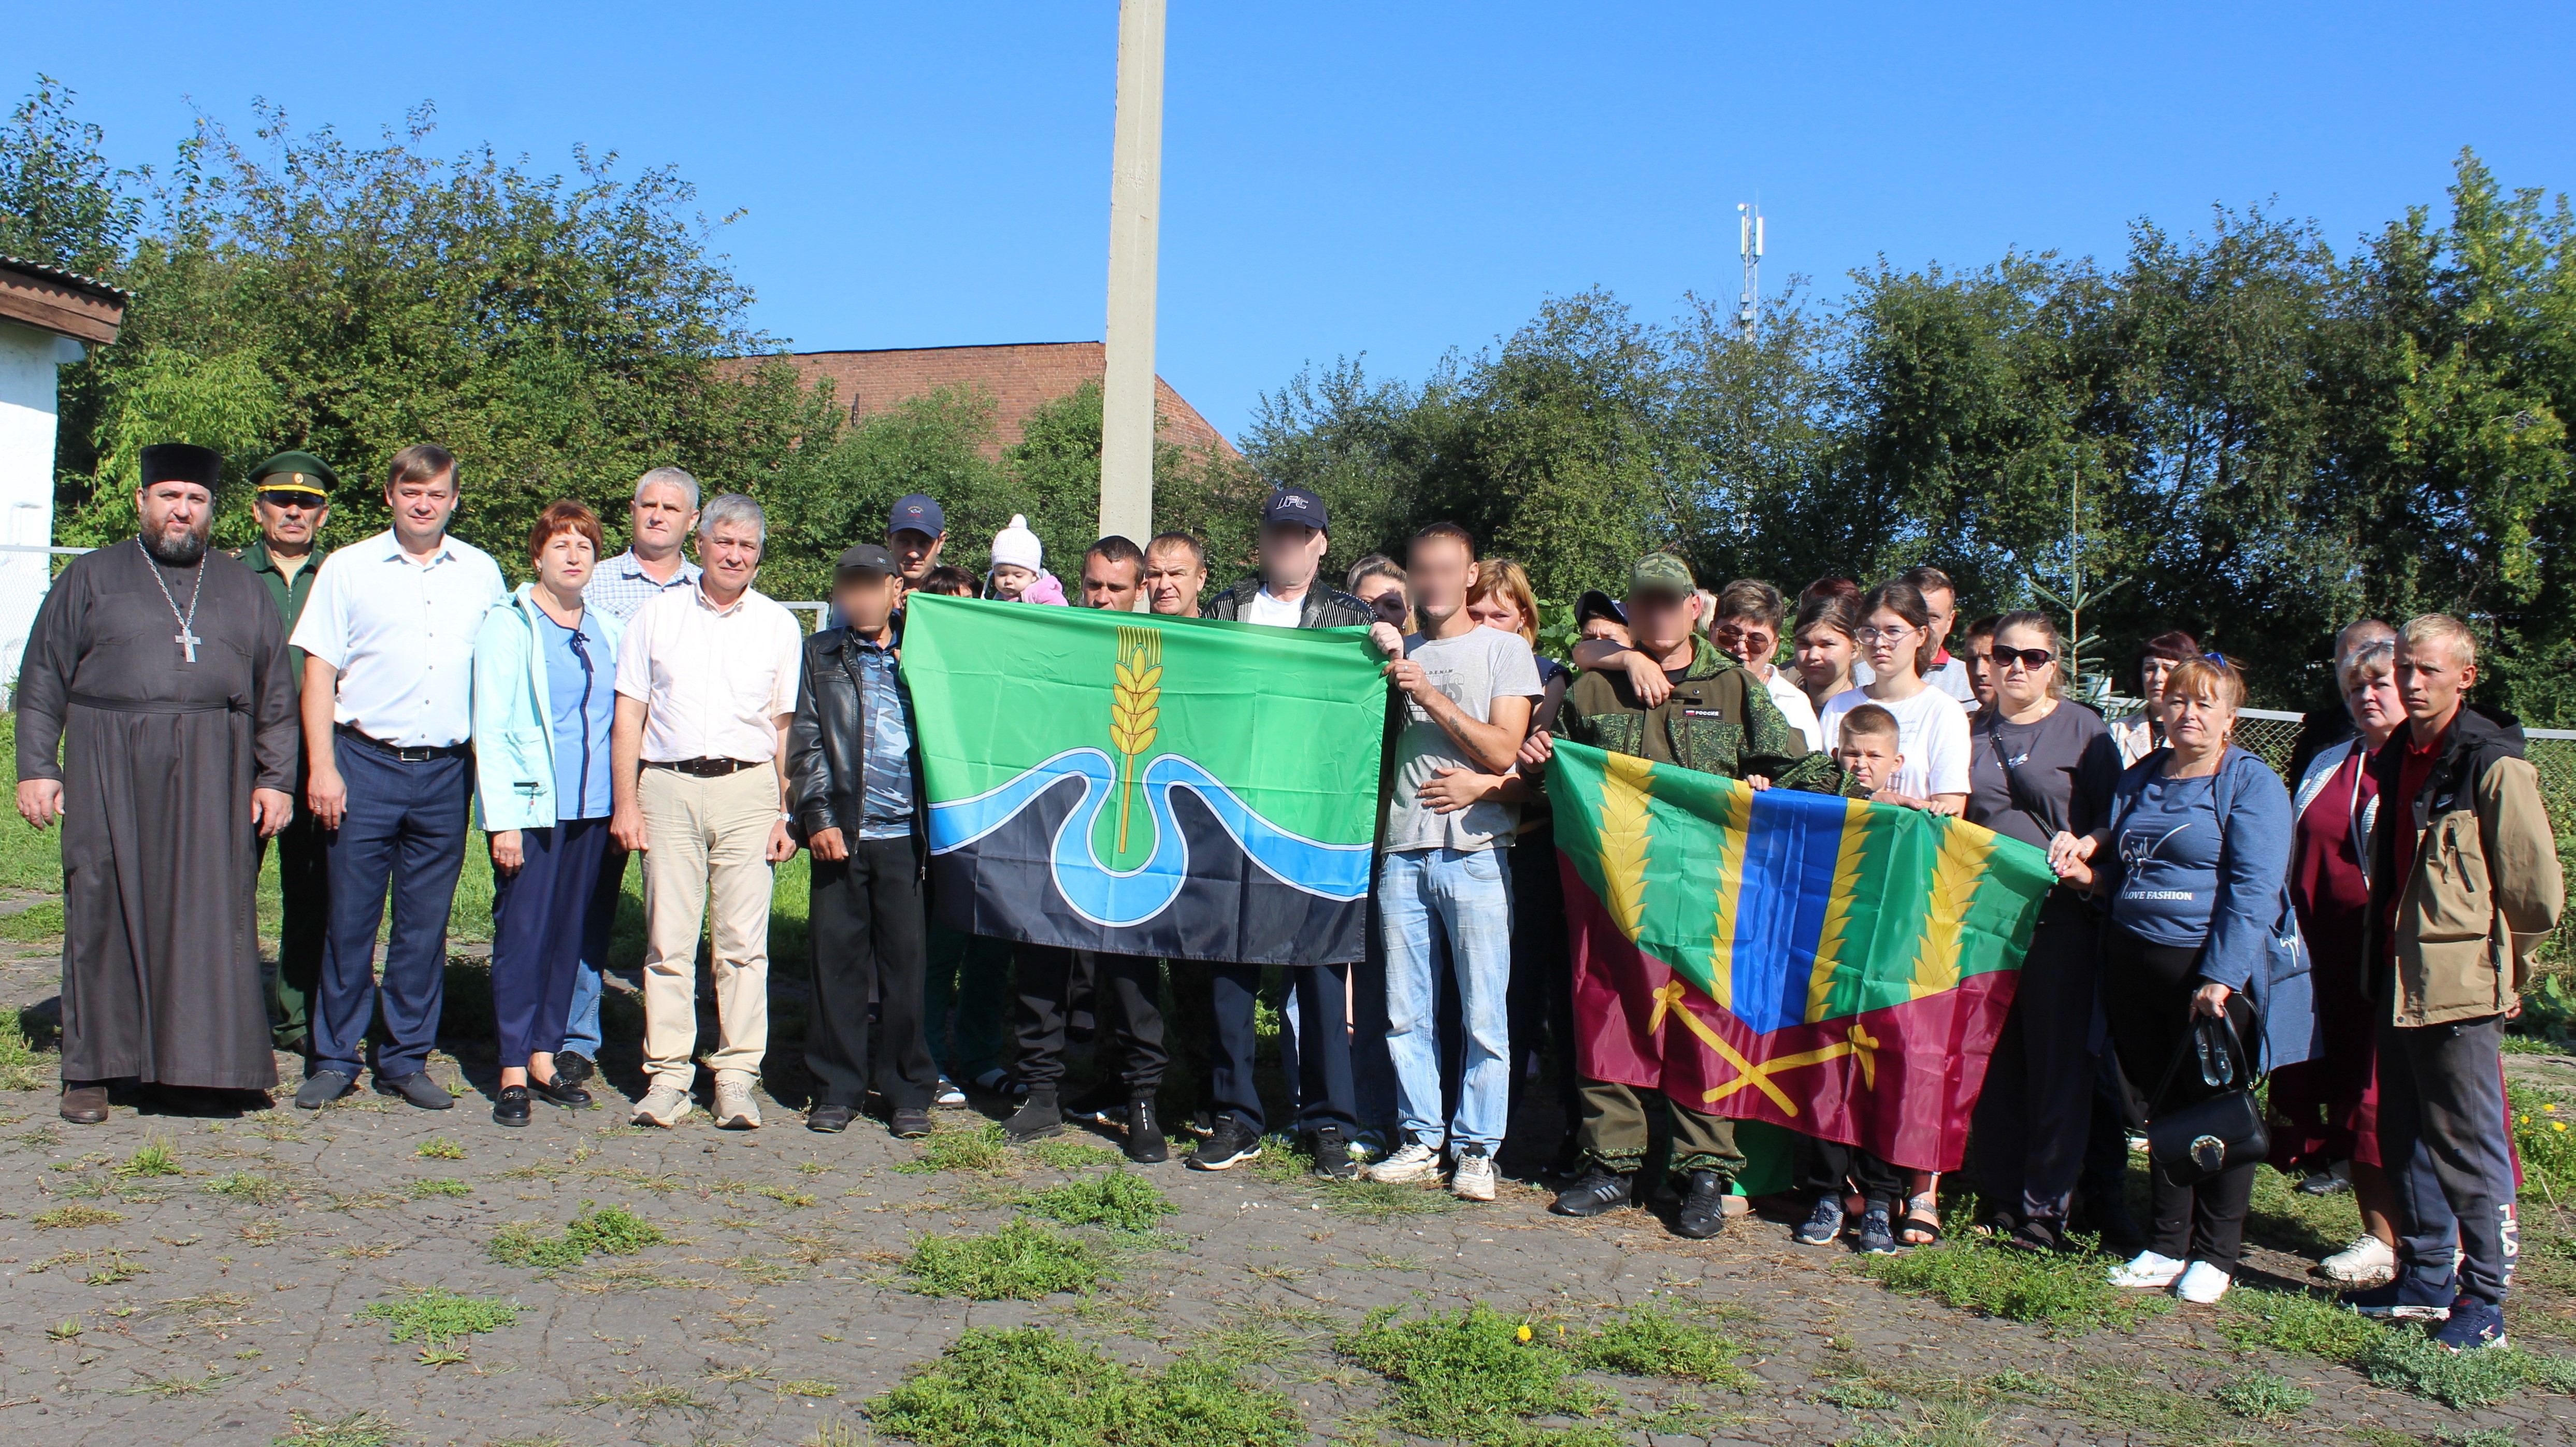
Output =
[{"x1": 17, "y1": 3, "x2": 2576, "y2": 441}]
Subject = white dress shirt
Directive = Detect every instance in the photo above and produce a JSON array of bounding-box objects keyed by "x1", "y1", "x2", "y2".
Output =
[
  {"x1": 614, "y1": 582, "x2": 804, "y2": 764},
  {"x1": 1761, "y1": 667, "x2": 1825, "y2": 754},
  {"x1": 290, "y1": 529, "x2": 506, "y2": 747}
]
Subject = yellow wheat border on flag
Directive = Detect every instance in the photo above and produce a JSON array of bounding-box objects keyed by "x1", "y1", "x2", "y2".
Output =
[
  {"x1": 1704, "y1": 781, "x2": 1746, "y2": 1012},
  {"x1": 1908, "y1": 818, "x2": 1993, "y2": 998},
  {"x1": 1803, "y1": 797, "x2": 1873, "y2": 1023},
  {"x1": 1596, "y1": 752, "x2": 1654, "y2": 942}
]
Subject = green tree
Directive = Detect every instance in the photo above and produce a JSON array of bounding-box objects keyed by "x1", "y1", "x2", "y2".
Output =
[{"x1": 0, "y1": 76, "x2": 140, "y2": 276}]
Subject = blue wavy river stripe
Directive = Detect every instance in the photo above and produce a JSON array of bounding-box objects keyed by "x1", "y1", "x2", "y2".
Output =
[{"x1": 927, "y1": 748, "x2": 1375, "y2": 928}]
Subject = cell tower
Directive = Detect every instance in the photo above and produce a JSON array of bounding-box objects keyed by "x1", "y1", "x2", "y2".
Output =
[{"x1": 1736, "y1": 202, "x2": 1764, "y2": 340}]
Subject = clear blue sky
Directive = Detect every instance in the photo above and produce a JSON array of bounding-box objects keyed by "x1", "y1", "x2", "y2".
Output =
[{"x1": 18, "y1": 2, "x2": 2576, "y2": 442}]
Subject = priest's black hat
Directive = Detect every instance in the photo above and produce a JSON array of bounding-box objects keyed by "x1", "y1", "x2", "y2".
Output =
[{"x1": 139, "y1": 443, "x2": 223, "y2": 493}]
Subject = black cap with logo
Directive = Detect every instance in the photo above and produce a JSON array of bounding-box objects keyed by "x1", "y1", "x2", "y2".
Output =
[
  {"x1": 1261, "y1": 485, "x2": 1327, "y2": 531},
  {"x1": 837, "y1": 543, "x2": 899, "y2": 577}
]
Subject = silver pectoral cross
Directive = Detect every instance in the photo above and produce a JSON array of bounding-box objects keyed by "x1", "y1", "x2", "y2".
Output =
[{"x1": 177, "y1": 627, "x2": 200, "y2": 663}]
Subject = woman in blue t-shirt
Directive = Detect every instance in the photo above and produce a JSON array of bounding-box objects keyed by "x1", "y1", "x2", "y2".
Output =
[{"x1": 2051, "y1": 656, "x2": 2311, "y2": 1306}]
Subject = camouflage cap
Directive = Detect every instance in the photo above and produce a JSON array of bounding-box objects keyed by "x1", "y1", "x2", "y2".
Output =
[{"x1": 1628, "y1": 552, "x2": 1697, "y2": 598}]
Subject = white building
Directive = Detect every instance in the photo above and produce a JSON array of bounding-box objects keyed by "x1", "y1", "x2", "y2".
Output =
[{"x1": 0, "y1": 257, "x2": 125, "y2": 696}]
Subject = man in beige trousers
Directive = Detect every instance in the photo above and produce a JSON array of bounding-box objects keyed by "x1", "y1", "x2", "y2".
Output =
[{"x1": 611, "y1": 493, "x2": 805, "y2": 1129}]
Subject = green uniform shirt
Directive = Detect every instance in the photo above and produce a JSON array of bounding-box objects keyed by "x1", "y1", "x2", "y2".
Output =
[
  {"x1": 1554, "y1": 634, "x2": 1858, "y2": 795},
  {"x1": 239, "y1": 538, "x2": 327, "y2": 679}
]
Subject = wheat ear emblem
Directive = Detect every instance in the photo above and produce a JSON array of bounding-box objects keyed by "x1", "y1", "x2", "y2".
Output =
[{"x1": 1110, "y1": 627, "x2": 1163, "y2": 855}]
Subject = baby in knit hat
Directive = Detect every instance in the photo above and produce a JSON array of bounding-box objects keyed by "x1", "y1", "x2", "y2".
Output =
[{"x1": 986, "y1": 514, "x2": 1067, "y2": 605}]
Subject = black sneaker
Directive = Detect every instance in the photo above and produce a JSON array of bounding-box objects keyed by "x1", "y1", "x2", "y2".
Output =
[
  {"x1": 1550, "y1": 1165, "x2": 1633, "y2": 1217},
  {"x1": 1122, "y1": 1099, "x2": 1169, "y2": 1164},
  {"x1": 1062, "y1": 1082, "x2": 1122, "y2": 1127},
  {"x1": 1307, "y1": 1125, "x2": 1360, "y2": 1181},
  {"x1": 553, "y1": 1051, "x2": 597, "y2": 1086},
  {"x1": 1188, "y1": 1118, "x2": 1262, "y2": 1171},
  {"x1": 1674, "y1": 1170, "x2": 1728, "y2": 1239},
  {"x1": 1004, "y1": 1090, "x2": 1065, "y2": 1142},
  {"x1": 889, "y1": 1107, "x2": 933, "y2": 1140}
]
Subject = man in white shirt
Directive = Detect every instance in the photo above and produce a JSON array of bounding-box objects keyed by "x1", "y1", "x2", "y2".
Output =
[
  {"x1": 611, "y1": 493, "x2": 805, "y2": 1130},
  {"x1": 290, "y1": 444, "x2": 507, "y2": 1111},
  {"x1": 1903, "y1": 565, "x2": 1978, "y2": 711},
  {"x1": 585, "y1": 466, "x2": 703, "y2": 622},
  {"x1": 1707, "y1": 579, "x2": 1824, "y2": 753}
]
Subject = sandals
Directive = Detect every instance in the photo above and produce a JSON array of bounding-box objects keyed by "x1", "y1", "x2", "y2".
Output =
[{"x1": 1899, "y1": 1191, "x2": 1942, "y2": 1247}]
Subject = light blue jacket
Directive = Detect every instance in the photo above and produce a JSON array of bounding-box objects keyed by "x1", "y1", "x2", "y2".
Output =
[{"x1": 472, "y1": 584, "x2": 624, "y2": 832}]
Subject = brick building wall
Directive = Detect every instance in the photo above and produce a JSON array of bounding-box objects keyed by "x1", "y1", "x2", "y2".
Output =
[{"x1": 727, "y1": 341, "x2": 1236, "y2": 460}]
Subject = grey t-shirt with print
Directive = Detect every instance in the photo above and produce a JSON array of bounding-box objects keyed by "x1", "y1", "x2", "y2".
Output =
[{"x1": 1381, "y1": 626, "x2": 1544, "y2": 853}]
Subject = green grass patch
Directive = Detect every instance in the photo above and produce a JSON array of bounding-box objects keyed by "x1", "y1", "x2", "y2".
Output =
[
  {"x1": 0, "y1": 1007, "x2": 48, "y2": 1090},
  {"x1": 406, "y1": 1177, "x2": 472, "y2": 1199},
  {"x1": 1566, "y1": 1303, "x2": 1754, "y2": 1386},
  {"x1": 2211, "y1": 1288, "x2": 2387, "y2": 1361},
  {"x1": 1024, "y1": 1136, "x2": 1119, "y2": 1170},
  {"x1": 2510, "y1": 1086, "x2": 2575, "y2": 1195},
  {"x1": 871, "y1": 1325, "x2": 1302, "y2": 1447},
  {"x1": 415, "y1": 1137, "x2": 466, "y2": 1161},
  {"x1": 1868, "y1": 1236, "x2": 2171, "y2": 1333},
  {"x1": 2212, "y1": 1286, "x2": 2576, "y2": 1409},
  {"x1": 204, "y1": 1170, "x2": 288, "y2": 1205},
  {"x1": 272, "y1": 1409, "x2": 403, "y2": 1446},
  {"x1": 1024, "y1": 1169, "x2": 1178, "y2": 1233},
  {"x1": 33, "y1": 1203, "x2": 124, "y2": 1229},
  {"x1": 2209, "y1": 1368, "x2": 2312, "y2": 1424},
  {"x1": 904, "y1": 1218, "x2": 1112, "y2": 1300},
  {"x1": 897, "y1": 1121, "x2": 1013, "y2": 1174},
  {"x1": 0, "y1": 899, "x2": 63, "y2": 939},
  {"x1": 488, "y1": 1202, "x2": 665, "y2": 1269},
  {"x1": 1337, "y1": 1302, "x2": 1615, "y2": 1446},
  {"x1": 358, "y1": 1286, "x2": 519, "y2": 1351},
  {"x1": 113, "y1": 1136, "x2": 182, "y2": 1179}
]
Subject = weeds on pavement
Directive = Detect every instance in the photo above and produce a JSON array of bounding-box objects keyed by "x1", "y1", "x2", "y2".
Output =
[
  {"x1": 905, "y1": 1218, "x2": 1112, "y2": 1300},
  {"x1": 1025, "y1": 1169, "x2": 1178, "y2": 1233},
  {"x1": 1566, "y1": 1303, "x2": 1755, "y2": 1386},
  {"x1": 1025, "y1": 1137, "x2": 1119, "y2": 1170},
  {"x1": 0, "y1": 1007, "x2": 47, "y2": 1090},
  {"x1": 896, "y1": 1121, "x2": 1013, "y2": 1174},
  {"x1": 405, "y1": 1177, "x2": 472, "y2": 1199},
  {"x1": 872, "y1": 1324, "x2": 1303, "y2": 1447},
  {"x1": 272, "y1": 1409, "x2": 402, "y2": 1446},
  {"x1": 1336, "y1": 1301, "x2": 1616, "y2": 1446},
  {"x1": 114, "y1": 1136, "x2": 182, "y2": 1179},
  {"x1": 358, "y1": 1285, "x2": 520, "y2": 1359},
  {"x1": 204, "y1": 1170, "x2": 289, "y2": 1205},
  {"x1": 2211, "y1": 1285, "x2": 2576, "y2": 1410},
  {"x1": 1868, "y1": 1235, "x2": 2170, "y2": 1333},
  {"x1": 562, "y1": 1377, "x2": 716, "y2": 1418},
  {"x1": 487, "y1": 1201, "x2": 666, "y2": 1268},
  {"x1": 415, "y1": 1136, "x2": 466, "y2": 1160},
  {"x1": 2209, "y1": 1368, "x2": 2312, "y2": 1423},
  {"x1": 34, "y1": 1203, "x2": 124, "y2": 1228}
]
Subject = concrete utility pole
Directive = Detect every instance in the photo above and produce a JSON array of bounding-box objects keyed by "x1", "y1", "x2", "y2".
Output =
[{"x1": 1098, "y1": 0, "x2": 1167, "y2": 546}]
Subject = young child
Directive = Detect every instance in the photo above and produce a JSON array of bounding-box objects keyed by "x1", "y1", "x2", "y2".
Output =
[
  {"x1": 986, "y1": 514, "x2": 1067, "y2": 605},
  {"x1": 1836, "y1": 702, "x2": 1937, "y2": 811}
]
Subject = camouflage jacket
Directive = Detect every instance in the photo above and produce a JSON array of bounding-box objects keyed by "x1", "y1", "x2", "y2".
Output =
[{"x1": 1553, "y1": 636, "x2": 1855, "y2": 795}]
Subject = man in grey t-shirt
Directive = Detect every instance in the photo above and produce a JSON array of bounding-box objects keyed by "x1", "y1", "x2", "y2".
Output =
[{"x1": 1362, "y1": 523, "x2": 1541, "y2": 1202}]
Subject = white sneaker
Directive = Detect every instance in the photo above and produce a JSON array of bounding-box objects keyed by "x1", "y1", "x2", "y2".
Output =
[
  {"x1": 712, "y1": 1073, "x2": 763, "y2": 1129},
  {"x1": 933, "y1": 1076, "x2": 967, "y2": 1108},
  {"x1": 1367, "y1": 1141, "x2": 1441, "y2": 1184},
  {"x1": 1450, "y1": 1148, "x2": 1498, "y2": 1202},
  {"x1": 2320, "y1": 1234, "x2": 2397, "y2": 1285},
  {"x1": 2108, "y1": 1250, "x2": 2187, "y2": 1290},
  {"x1": 632, "y1": 1084, "x2": 694, "y2": 1128},
  {"x1": 2175, "y1": 1260, "x2": 2233, "y2": 1304}
]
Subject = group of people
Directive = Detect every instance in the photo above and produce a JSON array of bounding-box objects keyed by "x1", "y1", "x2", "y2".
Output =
[{"x1": 12, "y1": 441, "x2": 2561, "y2": 1354}]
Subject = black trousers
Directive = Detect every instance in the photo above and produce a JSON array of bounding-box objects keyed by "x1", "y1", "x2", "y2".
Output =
[
  {"x1": 1210, "y1": 961, "x2": 1356, "y2": 1135},
  {"x1": 1014, "y1": 945, "x2": 1168, "y2": 1095},
  {"x1": 2104, "y1": 927, "x2": 2258, "y2": 1268},
  {"x1": 1504, "y1": 833, "x2": 1578, "y2": 1138},
  {"x1": 1794, "y1": 1134, "x2": 1907, "y2": 1209},
  {"x1": 804, "y1": 837, "x2": 937, "y2": 1112},
  {"x1": 2379, "y1": 1011, "x2": 2517, "y2": 1306},
  {"x1": 256, "y1": 786, "x2": 329, "y2": 1051},
  {"x1": 1971, "y1": 910, "x2": 2102, "y2": 1225}
]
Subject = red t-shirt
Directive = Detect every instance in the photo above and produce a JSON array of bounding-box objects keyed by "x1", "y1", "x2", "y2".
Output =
[{"x1": 2384, "y1": 722, "x2": 2447, "y2": 936}]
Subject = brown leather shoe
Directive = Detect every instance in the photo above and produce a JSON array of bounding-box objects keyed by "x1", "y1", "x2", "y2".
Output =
[{"x1": 60, "y1": 1085, "x2": 109, "y2": 1124}]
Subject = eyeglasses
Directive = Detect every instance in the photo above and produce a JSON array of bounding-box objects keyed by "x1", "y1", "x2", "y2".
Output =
[
  {"x1": 1854, "y1": 625, "x2": 1916, "y2": 644},
  {"x1": 1987, "y1": 647, "x2": 2056, "y2": 671},
  {"x1": 255, "y1": 490, "x2": 325, "y2": 509}
]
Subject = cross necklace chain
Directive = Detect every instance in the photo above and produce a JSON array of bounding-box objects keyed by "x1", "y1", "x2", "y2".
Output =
[{"x1": 140, "y1": 538, "x2": 207, "y2": 662}]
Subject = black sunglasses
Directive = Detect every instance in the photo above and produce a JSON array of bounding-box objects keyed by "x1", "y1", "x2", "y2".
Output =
[
  {"x1": 255, "y1": 490, "x2": 326, "y2": 509},
  {"x1": 1985, "y1": 646, "x2": 2056, "y2": 671}
]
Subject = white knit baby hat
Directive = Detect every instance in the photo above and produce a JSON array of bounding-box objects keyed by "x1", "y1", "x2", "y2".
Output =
[{"x1": 990, "y1": 514, "x2": 1043, "y2": 572}]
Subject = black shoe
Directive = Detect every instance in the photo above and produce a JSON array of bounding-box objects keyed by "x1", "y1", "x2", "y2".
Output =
[
  {"x1": 1189, "y1": 1118, "x2": 1263, "y2": 1170},
  {"x1": 2004, "y1": 1217, "x2": 2065, "y2": 1254},
  {"x1": 552, "y1": 1051, "x2": 597, "y2": 1087},
  {"x1": 890, "y1": 1107, "x2": 933, "y2": 1140},
  {"x1": 528, "y1": 1073, "x2": 592, "y2": 1110},
  {"x1": 59, "y1": 1084, "x2": 109, "y2": 1124},
  {"x1": 1307, "y1": 1124, "x2": 1359, "y2": 1180},
  {"x1": 1122, "y1": 1099, "x2": 1169, "y2": 1164},
  {"x1": 1005, "y1": 1090, "x2": 1065, "y2": 1142},
  {"x1": 807, "y1": 1104, "x2": 854, "y2": 1133},
  {"x1": 1551, "y1": 1165, "x2": 1634, "y2": 1217},
  {"x1": 375, "y1": 1071, "x2": 456, "y2": 1110},
  {"x1": 493, "y1": 1084, "x2": 531, "y2": 1127},
  {"x1": 293, "y1": 1069, "x2": 355, "y2": 1111},
  {"x1": 273, "y1": 1034, "x2": 310, "y2": 1058},
  {"x1": 1185, "y1": 1107, "x2": 1218, "y2": 1140},
  {"x1": 1062, "y1": 1082, "x2": 1122, "y2": 1127},
  {"x1": 1674, "y1": 1170, "x2": 1728, "y2": 1239}
]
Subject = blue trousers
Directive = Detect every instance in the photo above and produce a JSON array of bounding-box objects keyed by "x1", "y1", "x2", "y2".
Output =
[
  {"x1": 490, "y1": 818, "x2": 616, "y2": 1066},
  {"x1": 312, "y1": 744, "x2": 470, "y2": 1080},
  {"x1": 559, "y1": 846, "x2": 629, "y2": 1058},
  {"x1": 1209, "y1": 961, "x2": 1355, "y2": 1136},
  {"x1": 1381, "y1": 846, "x2": 1515, "y2": 1154},
  {"x1": 2380, "y1": 1012, "x2": 2519, "y2": 1306}
]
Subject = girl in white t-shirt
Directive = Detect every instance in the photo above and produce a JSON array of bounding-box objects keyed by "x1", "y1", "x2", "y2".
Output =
[{"x1": 1814, "y1": 581, "x2": 1969, "y2": 814}]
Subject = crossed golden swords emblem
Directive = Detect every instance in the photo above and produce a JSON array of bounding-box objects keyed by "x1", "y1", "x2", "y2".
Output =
[{"x1": 1646, "y1": 981, "x2": 1880, "y2": 1114}]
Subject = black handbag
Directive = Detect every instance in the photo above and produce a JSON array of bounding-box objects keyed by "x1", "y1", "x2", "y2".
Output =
[{"x1": 2142, "y1": 1014, "x2": 2269, "y2": 1186}]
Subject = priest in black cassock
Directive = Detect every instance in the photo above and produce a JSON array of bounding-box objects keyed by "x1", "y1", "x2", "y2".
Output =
[{"x1": 15, "y1": 443, "x2": 301, "y2": 1122}]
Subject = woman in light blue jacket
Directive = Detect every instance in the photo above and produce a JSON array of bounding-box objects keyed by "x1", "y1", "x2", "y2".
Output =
[{"x1": 473, "y1": 502, "x2": 625, "y2": 1128}]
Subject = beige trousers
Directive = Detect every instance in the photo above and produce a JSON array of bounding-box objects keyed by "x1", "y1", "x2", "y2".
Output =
[{"x1": 638, "y1": 764, "x2": 778, "y2": 1091}]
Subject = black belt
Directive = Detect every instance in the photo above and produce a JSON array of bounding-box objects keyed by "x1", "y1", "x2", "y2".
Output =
[
  {"x1": 645, "y1": 757, "x2": 766, "y2": 777},
  {"x1": 70, "y1": 693, "x2": 232, "y2": 715},
  {"x1": 335, "y1": 722, "x2": 470, "y2": 763}
]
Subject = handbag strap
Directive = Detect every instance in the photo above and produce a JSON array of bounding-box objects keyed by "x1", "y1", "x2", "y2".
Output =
[
  {"x1": 2143, "y1": 1011, "x2": 2252, "y2": 1118},
  {"x1": 1987, "y1": 721, "x2": 2063, "y2": 840}
]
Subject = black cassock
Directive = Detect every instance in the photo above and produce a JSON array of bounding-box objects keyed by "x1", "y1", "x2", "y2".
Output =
[{"x1": 16, "y1": 540, "x2": 299, "y2": 1089}]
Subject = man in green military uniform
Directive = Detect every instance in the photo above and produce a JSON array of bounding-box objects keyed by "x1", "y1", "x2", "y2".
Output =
[
  {"x1": 1522, "y1": 552, "x2": 1855, "y2": 1238},
  {"x1": 239, "y1": 451, "x2": 335, "y2": 1055}
]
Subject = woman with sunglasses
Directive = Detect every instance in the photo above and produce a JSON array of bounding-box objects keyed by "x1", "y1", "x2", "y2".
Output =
[
  {"x1": 1816, "y1": 582, "x2": 1969, "y2": 815},
  {"x1": 1963, "y1": 612, "x2": 2122, "y2": 1253},
  {"x1": 471, "y1": 502, "x2": 627, "y2": 1127}
]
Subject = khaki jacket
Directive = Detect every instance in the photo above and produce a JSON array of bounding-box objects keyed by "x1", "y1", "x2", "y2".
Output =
[{"x1": 2366, "y1": 705, "x2": 2565, "y2": 1027}]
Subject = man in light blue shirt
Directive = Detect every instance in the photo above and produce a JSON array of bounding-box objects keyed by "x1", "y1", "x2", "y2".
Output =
[
  {"x1": 585, "y1": 467, "x2": 702, "y2": 622},
  {"x1": 289, "y1": 443, "x2": 506, "y2": 1111}
]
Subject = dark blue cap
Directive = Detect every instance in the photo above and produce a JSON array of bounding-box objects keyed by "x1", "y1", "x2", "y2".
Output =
[
  {"x1": 1261, "y1": 485, "x2": 1327, "y2": 531},
  {"x1": 888, "y1": 493, "x2": 944, "y2": 536}
]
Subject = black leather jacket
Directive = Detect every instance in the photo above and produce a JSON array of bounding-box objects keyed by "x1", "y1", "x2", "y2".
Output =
[{"x1": 784, "y1": 626, "x2": 923, "y2": 844}]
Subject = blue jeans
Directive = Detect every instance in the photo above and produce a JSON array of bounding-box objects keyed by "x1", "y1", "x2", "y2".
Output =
[
  {"x1": 1380, "y1": 846, "x2": 1514, "y2": 1154},
  {"x1": 312, "y1": 742, "x2": 471, "y2": 1081}
]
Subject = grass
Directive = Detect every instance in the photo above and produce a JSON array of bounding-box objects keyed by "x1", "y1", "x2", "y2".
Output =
[
  {"x1": 406, "y1": 1177, "x2": 472, "y2": 1199},
  {"x1": 2213, "y1": 1284, "x2": 2576, "y2": 1410},
  {"x1": 415, "y1": 1136, "x2": 466, "y2": 1160},
  {"x1": 34, "y1": 1203, "x2": 124, "y2": 1228},
  {"x1": 205, "y1": 1170, "x2": 289, "y2": 1205},
  {"x1": 1868, "y1": 1236, "x2": 2172, "y2": 1334},
  {"x1": 905, "y1": 1218, "x2": 1114, "y2": 1300},
  {"x1": 1566, "y1": 1303, "x2": 1755, "y2": 1386},
  {"x1": 1337, "y1": 1302, "x2": 1615, "y2": 1447},
  {"x1": 0, "y1": 1006, "x2": 48, "y2": 1090},
  {"x1": 272, "y1": 1412, "x2": 402, "y2": 1447},
  {"x1": 871, "y1": 1325, "x2": 1303, "y2": 1447},
  {"x1": 0, "y1": 898, "x2": 63, "y2": 939},
  {"x1": 897, "y1": 1120, "x2": 1014, "y2": 1174},
  {"x1": 488, "y1": 1202, "x2": 666, "y2": 1268},
  {"x1": 113, "y1": 1136, "x2": 182, "y2": 1179},
  {"x1": 125, "y1": 1368, "x2": 233, "y2": 1397},
  {"x1": 2509, "y1": 1086, "x2": 2575, "y2": 1196},
  {"x1": 563, "y1": 1378, "x2": 718, "y2": 1418},
  {"x1": 1024, "y1": 1169, "x2": 1179, "y2": 1233},
  {"x1": 358, "y1": 1286, "x2": 521, "y2": 1352},
  {"x1": 1024, "y1": 1136, "x2": 1120, "y2": 1170},
  {"x1": 2209, "y1": 1369, "x2": 2313, "y2": 1424}
]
